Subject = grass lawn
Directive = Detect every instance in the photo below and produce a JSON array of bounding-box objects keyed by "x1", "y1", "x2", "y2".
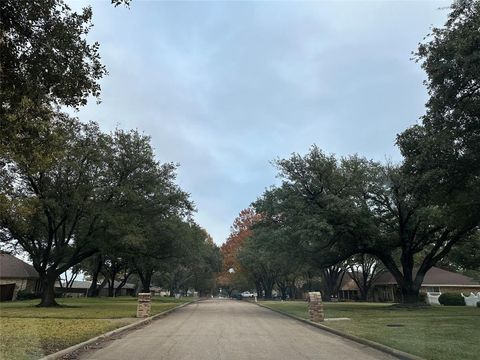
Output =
[
  {"x1": 0, "y1": 296, "x2": 189, "y2": 360},
  {"x1": 261, "y1": 301, "x2": 480, "y2": 360}
]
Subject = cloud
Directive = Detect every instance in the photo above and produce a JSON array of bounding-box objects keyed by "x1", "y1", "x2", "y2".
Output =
[{"x1": 71, "y1": 0, "x2": 450, "y2": 244}]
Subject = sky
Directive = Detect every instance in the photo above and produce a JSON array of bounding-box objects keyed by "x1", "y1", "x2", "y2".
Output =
[{"x1": 70, "y1": 0, "x2": 451, "y2": 245}]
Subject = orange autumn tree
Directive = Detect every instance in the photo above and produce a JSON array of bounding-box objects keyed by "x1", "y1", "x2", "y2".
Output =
[{"x1": 217, "y1": 208, "x2": 261, "y2": 294}]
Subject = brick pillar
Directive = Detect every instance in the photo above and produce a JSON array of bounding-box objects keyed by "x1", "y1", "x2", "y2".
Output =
[
  {"x1": 136, "y1": 293, "x2": 152, "y2": 318},
  {"x1": 308, "y1": 292, "x2": 324, "y2": 322}
]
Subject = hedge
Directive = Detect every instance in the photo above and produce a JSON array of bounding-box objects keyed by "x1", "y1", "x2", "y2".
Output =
[{"x1": 438, "y1": 292, "x2": 465, "y2": 306}]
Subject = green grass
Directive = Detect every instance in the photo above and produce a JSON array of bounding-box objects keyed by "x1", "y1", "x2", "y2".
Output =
[
  {"x1": 0, "y1": 296, "x2": 187, "y2": 318},
  {"x1": 0, "y1": 296, "x2": 189, "y2": 360},
  {"x1": 261, "y1": 301, "x2": 480, "y2": 360}
]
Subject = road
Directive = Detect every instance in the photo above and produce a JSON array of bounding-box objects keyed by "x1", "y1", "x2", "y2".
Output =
[{"x1": 81, "y1": 300, "x2": 396, "y2": 360}]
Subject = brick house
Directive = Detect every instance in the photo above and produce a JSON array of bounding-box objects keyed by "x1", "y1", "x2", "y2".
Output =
[
  {"x1": 338, "y1": 266, "x2": 480, "y2": 302},
  {"x1": 0, "y1": 253, "x2": 41, "y2": 301},
  {"x1": 55, "y1": 280, "x2": 137, "y2": 297},
  {"x1": 371, "y1": 266, "x2": 480, "y2": 302}
]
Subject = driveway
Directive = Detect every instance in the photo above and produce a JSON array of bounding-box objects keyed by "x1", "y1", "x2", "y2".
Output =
[{"x1": 80, "y1": 299, "x2": 396, "y2": 360}]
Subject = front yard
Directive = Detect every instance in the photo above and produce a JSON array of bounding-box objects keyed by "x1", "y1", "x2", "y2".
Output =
[
  {"x1": 261, "y1": 301, "x2": 480, "y2": 360},
  {"x1": 0, "y1": 296, "x2": 188, "y2": 360}
]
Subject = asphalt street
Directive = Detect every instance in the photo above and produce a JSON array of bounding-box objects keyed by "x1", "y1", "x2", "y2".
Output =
[{"x1": 80, "y1": 299, "x2": 397, "y2": 360}]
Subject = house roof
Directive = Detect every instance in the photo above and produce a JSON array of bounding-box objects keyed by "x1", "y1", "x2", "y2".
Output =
[
  {"x1": 113, "y1": 280, "x2": 136, "y2": 289},
  {"x1": 64, "y1": 281, "x2": 92, "y2": 289},
  {"x1": 339, "y1": 272, "x2": 360, "y2": 291},
  {"x1": 0, "y1": 253, "x2": 39, "y2": 279},
  {"x1": 374, "y1": 266, "x2": 480, "y2": 287},
  {"x1": 57, "y1": 280, "x2": 136, "y2": 290}
]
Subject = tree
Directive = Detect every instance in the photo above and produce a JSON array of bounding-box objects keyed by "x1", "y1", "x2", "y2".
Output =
[
  {"x1": 256, "y1": 149, "x2": 375, "y2": 269},
  {"x1": 439, "y1": 231, "x2": 480, "y2": 281},
  {"x1": 218, "y1": 208, "x2": 260, "y2": 294},
  {"x1": 134, "y1": 215, "x2": 192, "y2": 293},
  {"x1": 155, "y1": 223, "x2": 220, "y2": 297},
  {"x1": 399, "y1": 0, "x2": 480, "y2": 197},
  {"x1": 259, "y1": 146, "x2": 478, "y2": 303},
  {"x1": 233, "y1": 2, "x2": 480, "y2": 305},
  {"x1": 346, "y1": 254, "x2": 384, "y2": 301},
  {"x1": 187, "y1": 233, "x2": 221, "y2": 297},
  {"x1": 318, "y1": 264, "x2": 346, "y2": 301},
  {"x1": 0, "y1": 118, "x2": 191, "y2": 306},
  {"x1": 57, "y1": 264, "x2": 81, "y2": 291},
  {"x1": 385, "y1": 1, "x2": 480, "y2": 302},
  {"x1": 0, "y1": 0, "x2": 131, "y2": 113},
  {"x1": 237, "y1": 237, "x2": 278, "y2": 299},
  {"x1": 360, "y1": 164, "x2": 478, "y2": 303},
  {"x1": 83, "y1": 254, "x2": 107, "y2": 297},
  {"x1": 83, "y1": 128, "x2": 187, "y2": 297},
  {"x1": 0, "y1": 115, "x2": 109, "y2": 306},
  {"x1": 0, "y1": 0, "x2": 106, "y2": 116}
]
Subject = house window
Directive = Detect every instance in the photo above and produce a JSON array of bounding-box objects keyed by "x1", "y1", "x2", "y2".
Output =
[{"x1": 425, "y1": 287, "x2": 440, "y2": 292}]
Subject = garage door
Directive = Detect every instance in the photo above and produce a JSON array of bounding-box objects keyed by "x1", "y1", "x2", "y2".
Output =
[{"x1": 0, "y1": 283, "x2": 16, "y2": 301}]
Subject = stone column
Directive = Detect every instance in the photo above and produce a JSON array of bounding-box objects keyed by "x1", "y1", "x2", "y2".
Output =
[
  {"x1": 308, "y1": 292, "x2": 324, "y2": 322},
  {"x1": 136, "y1": 293, "x2": 152, "y2": 318}
]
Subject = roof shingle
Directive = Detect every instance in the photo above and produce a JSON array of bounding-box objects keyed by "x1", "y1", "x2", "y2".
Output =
[
  {"x1": 0, "y1": 253, "x2": 39, "y2": 279},
  {"x1": 374, "y1": 266, "x2": 480, "y2": 286}
]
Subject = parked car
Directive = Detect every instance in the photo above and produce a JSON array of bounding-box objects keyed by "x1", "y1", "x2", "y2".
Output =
[{"x1": 241, "y1": 291, "x2": 255, "y2": 298}]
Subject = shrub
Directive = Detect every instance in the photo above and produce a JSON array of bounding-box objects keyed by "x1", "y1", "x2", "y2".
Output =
[
  {"x1": 16, "y1": 290, "x2": 40, "y2": 300},
  {"x1": 438, "y1": 292, "x2": 465, "y2": 306},
  {"x1": 477, "y1": 301, "x2": 480, "y2": 308}
]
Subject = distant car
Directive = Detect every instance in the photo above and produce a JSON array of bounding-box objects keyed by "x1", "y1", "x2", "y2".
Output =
[{"x1": 241, "y1": 291, "x2": 255, "y2": 298}]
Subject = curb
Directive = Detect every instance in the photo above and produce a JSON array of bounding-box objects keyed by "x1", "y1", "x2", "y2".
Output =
[
  {"x1": 254, "y1": 302, "x2": 425, "y2": 360},
  {"x1": 39, "y1": 300, "x2": 197, "y2": 360}
]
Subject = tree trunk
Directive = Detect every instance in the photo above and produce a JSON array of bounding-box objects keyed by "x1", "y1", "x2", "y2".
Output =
[
  {"x1": 107, "y1": 267, "x2": 119, "y2": 297},
  {"x1": 263, "y1": 286, "x2": 273, "y2": 299},
  {"x1": 254, "y1": 280, "x2": 263, "y2": 299},
  {"x1": 114, "y1": 272, "x2": 132, "y2": 297},
  {"x1": 262, "y1": 277, "x2": 275, "y2": 299},
  {"x1": 401, "y1": 287, "x2": 420, "y2": 303},
  {"x1": 37, "y1": 274, "x2": 59, "y2": 307},
  {"x1": 359, "y1": 287, "x2": 368, "y2": 301},
  {"x1": 87, "y1": 255, "x2": 103, "y2": 297},
  {"x1": 372, "y1": 251, "x2": 427, "y2": 304},
  {"x1": 107, "y1": 280, "x2": 115, "y2": 297},
  {"x1": 139, "y1": 271, "x2": 152, "y2": 293},
  {"x1": 277, "y1": 280, "x2": 288, "y2": 300},
  {"x1": 320, "y1": 266, "x2": 345, "y2": 301},
  {"x1": 288, "y1": 280, "x2": 297, "y2": 299}
]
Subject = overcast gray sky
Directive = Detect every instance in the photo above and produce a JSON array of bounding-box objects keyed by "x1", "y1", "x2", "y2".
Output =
[{"x1": 72, "y1": 0, "x2": 450, "y2": 244}]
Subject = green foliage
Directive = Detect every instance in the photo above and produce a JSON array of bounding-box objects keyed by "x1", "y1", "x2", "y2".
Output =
[
  {"x1": 397, "y1": 0, "x2": 480, "y2": 224},
  {"x1": 15, "y1": 290, "x2": 40, "y2": 301},
  {"x1": 256, "y1": 148, "x2": 376, "y2": 268},
  {"x1": 402, "y1": 1, "x2": 480, "y2": 198},
  {"x1": 153, "y1": 223, "x2": 220, "y2": 296},
  {"x1": 0, "y1": 0, "x2": 208, "y2": 307},
  {"x1": 438, "y1": 292, "x2": 466, "y2": 306},
  {"x1": 0, "y1": 0, "x2": 107, "y2": 116},
  {"x1": 0, "y1": 114, "x2": 195, "y2": 305},
  {"x1": 235, "y1": 1, "x2": 480, "y2": 306},
  {"x1": 250, "y1": 125, "x2": 479, "y2": 303},
  {"x1": 0, "y1": 114, "x2": 110, "y2": 301},
  {"x1": 79, "y1": 128, "x2": 193, "y2": 297}
]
